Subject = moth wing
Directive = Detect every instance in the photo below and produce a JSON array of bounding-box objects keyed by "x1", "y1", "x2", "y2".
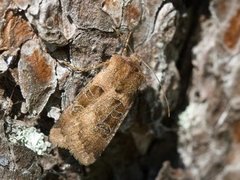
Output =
[
  {"x1": 50, "y1": 84, "x2": 105, "y2": 148},
  {"x1": 62, "y1": 94, "x2": 132, "y2": 165}
]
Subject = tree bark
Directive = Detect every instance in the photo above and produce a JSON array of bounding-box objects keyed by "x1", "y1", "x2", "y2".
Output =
[{"x1": 0, "y1": 0, "x2": 239, "y2": 179}]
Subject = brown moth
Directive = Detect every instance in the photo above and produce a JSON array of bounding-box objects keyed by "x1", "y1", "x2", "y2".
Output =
[{"x1": 49, "y1": 54, "x2": 145, "y2": 165}]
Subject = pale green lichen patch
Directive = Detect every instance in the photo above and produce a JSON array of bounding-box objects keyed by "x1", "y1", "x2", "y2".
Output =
[{"x1": 8, "y1": 125, "x2": 51, "y2": 155}]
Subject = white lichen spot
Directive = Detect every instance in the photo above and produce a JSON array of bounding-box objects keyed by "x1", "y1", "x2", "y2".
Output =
[
  {"x1": 6, "y1": 56, "x2": 13, "y2": 65},
  {"x1": 8, "y1": 125, "x2": 51, "y2": 155},
  {"x1": 178, "y1": 105, "x2": 193, "y2": 130},
  {"x1": 47, "y1": 106, "x2": 61, "y2": 121},
  {"x1": 178, "y1": 102, "x2": 214, "y2": 174},
  {"x1": 0, "y1": 56, "x2": 8, "y2": 73},
  {"x1": 178, "y1": 102, "x2": 208, "y2": 130}
]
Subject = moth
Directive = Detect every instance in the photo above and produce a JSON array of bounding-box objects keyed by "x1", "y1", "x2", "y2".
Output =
[{"x1": 49, "y1": 54, "x2": 145, "y2": 165}]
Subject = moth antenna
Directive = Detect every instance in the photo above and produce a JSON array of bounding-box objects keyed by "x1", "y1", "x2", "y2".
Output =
[
  {"x1": 9, "y1": 84, "x2": 17, "y2": 100},
  {"x1": 57, "y1": 60, "x2": 107, "y2": 73},
  {"x1": 141, "y1": 60, "x2": 171, "y2": 117},
  {"x1": 125, "y1": 31, "x2": 133, "y2": 53},
  {"x1": 121, "y1": 31, "x2": 133, "y2": 55}
]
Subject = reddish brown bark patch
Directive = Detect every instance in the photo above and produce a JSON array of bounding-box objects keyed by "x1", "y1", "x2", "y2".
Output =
[
  {"x1": 223, "y1": 8, "x2": 240, "y2": 49},
  {"x1": 125, "y1": 4, "x2": 141, "y2": 23},
  {"x1": 25, "y1": 49, "x2": 52, "y2": 84},
  {"x1": 0, "y1": 11, "x2": 34, "y2": 50},
  {"x1": 231, "y1": 121, "x2": 240, "y2": 143}
]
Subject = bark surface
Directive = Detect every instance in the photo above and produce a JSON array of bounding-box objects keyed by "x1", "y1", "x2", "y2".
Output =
[{"x1": 0, "y1": 0, "x2": 239, "y2": 179}]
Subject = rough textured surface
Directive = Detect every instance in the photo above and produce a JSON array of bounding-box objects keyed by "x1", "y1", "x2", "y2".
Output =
[
  {"x1": 0, "y1": 0, "x2": 184, "y2": 179},
  {"x1": 18, "y1": 39, "x2": 57, "y2": 115},
  {"x1": 25, "y1": 0, "x2": 76, "y2": 45},
  {"x1": 0, "y1": 10, "x2": 34, "y2": 51},
  {"x1": 178, "y1": 0, "x2": 240, "y2": 179},
  {"x1": 0, "y1": 93, "x2": 42, "y2": 179},
  {"x1": 1, "y1": 0, "x2": 240, "y2": 179}
]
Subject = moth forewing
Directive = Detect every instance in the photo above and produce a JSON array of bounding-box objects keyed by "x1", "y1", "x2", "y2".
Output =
[{"x1": 49, "y1": 54, "x2": 145, "y2": 165}]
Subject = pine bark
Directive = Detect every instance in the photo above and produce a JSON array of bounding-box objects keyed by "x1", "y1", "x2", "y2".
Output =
[{"x1": 0, "y1": 0, "x2": 239, "y2": 179}]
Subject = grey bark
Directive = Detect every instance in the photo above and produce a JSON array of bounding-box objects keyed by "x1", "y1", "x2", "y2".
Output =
[{"x1": 0, "y1": 0, "x2": 239, "y2": 179}]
